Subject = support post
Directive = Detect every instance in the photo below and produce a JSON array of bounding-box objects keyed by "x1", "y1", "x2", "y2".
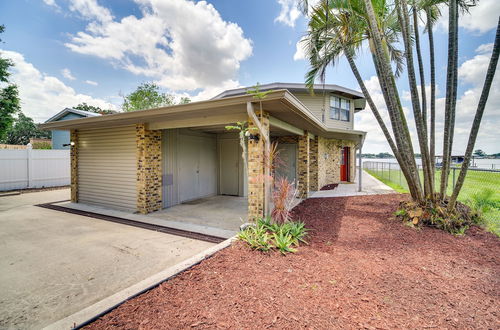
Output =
[
  {"x1": 247, "y1": 102, "x2": 270, "y2": 219},
  {"x1": 136, "y1": 124, "x2": 163, "y2": 214},
  {"x1": 358, "y1": 145, "x2": 362, "y2": 192},
  {"x1": 297, "y1": 132, "x2": 310, "y2": 197}
]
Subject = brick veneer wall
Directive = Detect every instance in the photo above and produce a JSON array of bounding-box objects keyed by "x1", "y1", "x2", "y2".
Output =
[
  {"x1": 309, "y1": 136, "x2": 319, "y2": 191},
  {"x1": 247, "y1": 113, "x2": 269, "y2": 219},
  {"x1": 297, "y1": 133, "x2": 310, "y2": 197},
  {"x1": 136, "y1": 124, "x2": 162, "y2": 214},
  {"x1": 317, "y1": 137, "x2": 357, "y2": 188},
  {"x1": 70, "y1": 129, "x2": 78, "y2": 202}
]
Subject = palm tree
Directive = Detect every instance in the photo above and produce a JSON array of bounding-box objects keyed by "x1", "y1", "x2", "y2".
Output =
[
  {"x1": 300, "y1": 0, "x2": 495, "y2": 212},
  {"x1": 439, "y1": 0, "x2": 459, "y2": 198},
  {"x1": 448, "y1": 18, "x2": 500, "y2": 209},
  {"x1": 420, "y1": 1, "x2": 441, "y2": 181},
  {"x1": 302, "y1": 0, "x2": 425, "y2": 200},
  {"x1": 395, "y1": 0, "x2": 434, "y2": 197}
]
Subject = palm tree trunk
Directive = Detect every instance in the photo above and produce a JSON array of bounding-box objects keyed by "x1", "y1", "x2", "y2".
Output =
[
  {"x1": 345, "y1": 50, "x2": 419, "y2": 197},
  {"x1": 440, "y1": 0, "x2": 458, "y2": 198},
  {"x1": 426, "y1": 7, "x2": 436, "y2": 186},
  {"x1": 363, "y1": 0, "x2": 424, "y2": 201},
  {"x1": 448, "y1": 18, "x2": 500, "y2": 209},
  {"x1": 397, "y1": 0, "x2": 434, "y2": 197},
  {"x1": 413, "y1": 4, "x2": 428, "y2": 132}
]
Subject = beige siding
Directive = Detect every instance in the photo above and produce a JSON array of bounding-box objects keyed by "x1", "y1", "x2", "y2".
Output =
[
  {"x1": 292, "y1": 92, "x2": 354, "y2": 130},
  {"x1": 78, "y1": 126, "x2": 136, "y2": 211}
]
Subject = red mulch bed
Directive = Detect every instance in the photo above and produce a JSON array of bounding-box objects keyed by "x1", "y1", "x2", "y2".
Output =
[
  {"x1": 85, "y1": 194, "x2": 500, "y2": 329},
  {"x1": 320, "y1": 183, "x2": 339, "y2": 191}
]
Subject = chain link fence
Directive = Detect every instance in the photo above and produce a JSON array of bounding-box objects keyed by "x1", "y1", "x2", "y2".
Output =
[{"x1": 363, "y1": 161, "x2": 500, "y2": 202}]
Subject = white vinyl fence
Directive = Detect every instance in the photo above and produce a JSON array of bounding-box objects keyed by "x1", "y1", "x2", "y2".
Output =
[{"x1": 0, "y1": 147, "x2": 70, "y2": 191}]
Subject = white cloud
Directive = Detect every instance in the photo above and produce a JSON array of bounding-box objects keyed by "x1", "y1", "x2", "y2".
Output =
[
  {"x1": 61, "y1": 68, "x2": 76, "y2": 80},
  {"x1": 64, "y1": 0, "x2": 252, "y2": 99},
  {"x1": 43, "y1": 0, "x2": 58, "y2": 7},
  {"x1": 85, "y1": 80, "x2": 98, "y2": 86},
  {"x1": 458, "y1": 0, "x2": 500, "y2": 34},
  {"x1": 274, "y1": 0, "x2": 321, "y2": 28},
  {"x1": 293, "y1": 36, "x2": 307, "y2": 61},
  {"x1": 275, "y1": 0, "x2": 301, "y2": 27},
  {"x1": 68, "y1": 0, "x2": 113, "y2": 24},
  {"x1": 1, "y1": 50, "x2": 117, "y2": 122},
  {"x1": 476, "y1": 43, "x2": 494, "y2": 54},
  {"x1": 436, "y1": 0, "x2": 500, "y2": 34}
]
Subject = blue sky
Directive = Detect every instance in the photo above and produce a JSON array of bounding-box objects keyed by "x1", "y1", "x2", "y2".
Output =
[{"x1": 0, "y1": 0, "x2": 499, "y2": 153}]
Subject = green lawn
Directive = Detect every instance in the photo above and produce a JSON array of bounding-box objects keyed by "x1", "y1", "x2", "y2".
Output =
[{"x1": 365, "y1": 168, "x2": 500, "y2": 237}]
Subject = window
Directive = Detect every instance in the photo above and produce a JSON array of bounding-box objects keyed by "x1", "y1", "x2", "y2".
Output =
[{"x1": 329, "y1": 96, "x2": 350, "y2": 121}]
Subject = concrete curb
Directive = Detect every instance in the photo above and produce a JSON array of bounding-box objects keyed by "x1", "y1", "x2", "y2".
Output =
[{"x1": 43, "y1": 237, "x2": 235, "y2": 330}]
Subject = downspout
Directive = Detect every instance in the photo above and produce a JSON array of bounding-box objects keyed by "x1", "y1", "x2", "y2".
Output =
[{"x1": 247, "y1": 102, "x2": 271, "y2": 217}]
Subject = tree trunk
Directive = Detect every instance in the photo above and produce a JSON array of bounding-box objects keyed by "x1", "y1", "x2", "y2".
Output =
[
  {"x1": 397, "y1": 0, "x2": 434, "y2": 197},
  {"x1": 413, "y1": 4, "x2": 427, "y2": 128},
  {"x1": 363, "y1": 0, "x2": 424, "y2": 201},
  {"x1": 448, "y1": 18, "x2": 500, "y2": 209},
  {"x1": 440, "y1": 0, "x2": 458, "y2": 198},
  {"x1": 426, "y1": 7, "x2": 436, "y2": 185}
]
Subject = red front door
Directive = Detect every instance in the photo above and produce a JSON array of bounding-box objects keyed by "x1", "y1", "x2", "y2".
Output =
[{"x1": 340, "y1": 147, "x2": 350, "y2": 181}]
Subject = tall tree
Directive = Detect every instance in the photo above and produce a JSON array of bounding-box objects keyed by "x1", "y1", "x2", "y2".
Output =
[
  {"x1": 3, "y1": 112, "x2": 51, "y2": 145},
  {"x1": 300, "y1": 0, "x2": 497, "y2": 221},
  {"x1": 440, "y1": 0, "x2": 459, "y2": 198},
  {"x1": 420, "y1": 1, "x2": 441, "y2": 181},
  {"x1": 0, "y1": 25, "x2": 21, "y2": 141},
  {"x1": 122, "y1": 82, "x2": 178, "y2": 112}
]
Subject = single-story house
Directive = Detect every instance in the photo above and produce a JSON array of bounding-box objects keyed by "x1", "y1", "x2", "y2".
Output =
[
  {"x1": 40, "y1": 83, "x2": 367, "y2": 220},
  {"x1": 45, "y1": 108, "x2": 101, "y2": 149}
]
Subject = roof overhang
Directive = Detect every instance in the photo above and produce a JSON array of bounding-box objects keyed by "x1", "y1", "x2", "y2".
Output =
[
  {"x1": 40, "y1": 90, "x2": 366, "y2": 146},
  {"x1": 45, "y1": 108, "x2": 101, "y2": 123}
]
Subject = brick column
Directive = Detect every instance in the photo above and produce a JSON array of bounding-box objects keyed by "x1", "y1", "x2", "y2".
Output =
[
  {"x1": 309, "y1": 136, "x2": 319, "y2": 191},
  {"x1": 136, "y1": 124, "x2": 162, "y2": 214},
  {"x1": 247, "y1": 112, "x2": 269, "y2": 220},
  {"x1": 70, "y1": 129, "x2": 78, "y2": 202},
  {"x1": 297, "y1": 132, "x2": 310, "y2": 197}
]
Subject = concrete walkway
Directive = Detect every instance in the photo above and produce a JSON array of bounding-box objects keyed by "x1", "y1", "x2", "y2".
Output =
[
  {"x1": 310, "y1": 170, "x2": 395, "y2": 198},
  {"x1": 0, "y1": 189, "x2": 214, "y2": 329}
]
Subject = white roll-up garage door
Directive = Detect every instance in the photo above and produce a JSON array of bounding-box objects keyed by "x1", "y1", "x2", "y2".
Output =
[{"x1": 78, "y1": 126, "x2": 137, "y2": 211}]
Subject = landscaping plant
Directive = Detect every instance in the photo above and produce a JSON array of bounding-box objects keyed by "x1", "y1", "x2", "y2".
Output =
[
  {"x1": 271, "y1": 176, "x2": 300, "y2": 224},
  {"x1": 238, "y1": 217, "x2": 309, "y2": 255}
]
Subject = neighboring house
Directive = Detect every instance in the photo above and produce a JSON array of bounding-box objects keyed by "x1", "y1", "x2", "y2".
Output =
[
  {"x1": 45, "y1": 108, "x2": 101, "y2": 149},
  {"x1": 40, "y1": 83, "x2": 367, "y2": 220}
]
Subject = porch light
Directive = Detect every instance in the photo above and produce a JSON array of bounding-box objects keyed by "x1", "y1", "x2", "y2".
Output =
[
  {"x1": 248, "y1": 133, "x2": 260, "y2": 142},
  {"x1": 62, "y1": 141, "x2": 75, "y2": 147}
]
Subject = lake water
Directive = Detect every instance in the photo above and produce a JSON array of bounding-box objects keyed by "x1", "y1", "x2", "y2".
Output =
[{"x1": 361, "y1": 158, "x2": 500, "y2": 170}]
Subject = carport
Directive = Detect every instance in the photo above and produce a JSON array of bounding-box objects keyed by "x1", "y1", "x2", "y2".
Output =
[{"x1": 39, "y1": 90, "x2": 365, "y2": 233}]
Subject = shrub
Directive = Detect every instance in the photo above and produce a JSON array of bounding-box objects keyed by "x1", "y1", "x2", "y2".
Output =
[
  {"x1": 237, "y1": 222, "x2": 273, "y2": 252},
  {"x1": 238, "y1": 217, "x2": 309, "y2": 255},
  {"x1": 395, "y1": 199, "x2": 481, "y2": 235},
  {"x1": 271, "y1": 177, "x2": 300, "y2": 224}
]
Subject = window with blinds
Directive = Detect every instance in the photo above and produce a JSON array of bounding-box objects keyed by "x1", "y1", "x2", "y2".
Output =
[{"x1": 329, "y1": 96, "x2": 350, "y2": 122}]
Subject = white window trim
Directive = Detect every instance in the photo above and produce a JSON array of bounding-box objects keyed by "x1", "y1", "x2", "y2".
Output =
[{"x1": 329, "y1": 95, "x2": 351, "y2": 122}]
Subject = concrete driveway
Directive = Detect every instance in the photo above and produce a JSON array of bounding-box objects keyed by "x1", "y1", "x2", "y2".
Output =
[{"x1": 0, "y1": 189, "x2": 214, "y2": 329}]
